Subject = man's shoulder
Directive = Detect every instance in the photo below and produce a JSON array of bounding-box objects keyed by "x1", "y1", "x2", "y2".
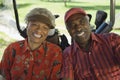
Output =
[
  {"x1": 63, "y1": 45, "x2": 72, "y2": 54},
  {"x1": 98, "y1": 33, "x2": 120, "y2": 39}
]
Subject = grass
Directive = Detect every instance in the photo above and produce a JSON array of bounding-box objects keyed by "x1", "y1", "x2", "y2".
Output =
[
  {"x1": 0, "y1": 32, "x2": 15, "y2": 60},
  {"x1": 15, "y1": 0, "x2": 120, "y2": 24},
  {"x1": 15, "y1": 0, "x2": 120, "y2": 34},
  {"x1": 16, "y1": 0, "x2": 120, "y2": 35},
  {"x1": 0, "y1": 0, "x2": 120, "y2": 60}
]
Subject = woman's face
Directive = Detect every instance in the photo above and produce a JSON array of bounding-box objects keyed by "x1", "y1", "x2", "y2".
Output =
[{"x1": 27, "y1": 21, "x2": 50, "y2": 44}]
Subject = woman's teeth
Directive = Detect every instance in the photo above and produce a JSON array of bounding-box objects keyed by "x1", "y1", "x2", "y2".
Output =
[
  {"x1": 77, "y1": 32, "x2": 85, "y2": 36},
  {"x1": 34, "y1": 34, "x2": 42, "y2": 38}
]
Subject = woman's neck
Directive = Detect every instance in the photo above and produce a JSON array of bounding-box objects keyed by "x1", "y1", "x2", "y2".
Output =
[{"x1": 28, "y1": 41, "x2": 42, "y2": 51}]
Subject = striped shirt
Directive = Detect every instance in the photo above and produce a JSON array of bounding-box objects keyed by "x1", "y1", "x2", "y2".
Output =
[{"x1": 60, "y1": 33, "x2": 120, "y2": 80}]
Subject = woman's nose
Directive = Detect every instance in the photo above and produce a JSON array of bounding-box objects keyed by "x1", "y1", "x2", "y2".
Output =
[{"x1": 36, "y1": 26, "x2": 42, "y2": 32}]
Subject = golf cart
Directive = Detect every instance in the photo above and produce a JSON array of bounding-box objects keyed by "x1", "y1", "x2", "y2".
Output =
[{"x1": 11, "y1": 0, "x2": 116, "y2": 38}]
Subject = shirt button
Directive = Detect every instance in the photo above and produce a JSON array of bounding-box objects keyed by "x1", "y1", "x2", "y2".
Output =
[
  {"x1": 93, "y1": 64, "x2": 96, "y2": 67},
  {"x1": 96, "y1": 73, "x2": 100, "y2": 76},
  {"x1": 89, "y1": 52, "x2": 91, "y2": 55}
]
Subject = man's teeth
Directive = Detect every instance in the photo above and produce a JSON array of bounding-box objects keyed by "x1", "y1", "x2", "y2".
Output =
[
  {"x1": 34, "y1": 34, "x2": 41, "y2": 38},
  {"x1": 77, "y1": 32, "x2": 85, "y2": 36}
]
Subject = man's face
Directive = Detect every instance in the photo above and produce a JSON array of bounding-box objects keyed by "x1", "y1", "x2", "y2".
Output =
[
  {"x1": 27, "y1": 21, "x2": 50, "y2": 44},
  {"x1": 66, "y1": 13, "x2": 91, "y2": 44}
]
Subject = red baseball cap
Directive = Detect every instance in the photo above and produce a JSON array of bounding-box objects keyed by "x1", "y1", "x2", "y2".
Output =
[{"x1": 65, "y1": 8, "x2": 87, "y2": 22}]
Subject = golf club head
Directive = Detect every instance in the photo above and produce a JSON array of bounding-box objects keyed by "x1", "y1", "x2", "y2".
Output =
[{"x1": 95, "y1": 10, "x2": 107, "y2": 29}]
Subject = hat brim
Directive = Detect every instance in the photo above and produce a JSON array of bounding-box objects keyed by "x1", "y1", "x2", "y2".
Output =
[
  {"x1": 27, "y1": 15, "x2": 54, "y2": 29},
  {"x1": 65, "y1": 8, "x2": 87, "y2": 22}
]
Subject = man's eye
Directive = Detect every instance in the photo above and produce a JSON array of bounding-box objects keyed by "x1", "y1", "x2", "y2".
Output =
[
  {"x1": 79, "y1": 19, "x2": 86, "y2": 25},
  {"x1": 79, "y1": 20, "x2": 83, "y2": 24},
  {"x1": 71, "y1": 23, "x2": 76, "y2": 28}
]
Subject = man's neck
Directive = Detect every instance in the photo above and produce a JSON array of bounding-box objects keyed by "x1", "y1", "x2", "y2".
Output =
[{"x1": 77, "y1": 39, "x2": 91, "y2": 51}]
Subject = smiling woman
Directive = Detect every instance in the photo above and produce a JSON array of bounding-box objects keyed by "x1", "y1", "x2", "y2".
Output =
[
  {"x1": 27, "y1": 21, "x2": 50, "y2": 50},
  {"x1": 0, "y1": 7, "x2": 62, "y2": 80}
]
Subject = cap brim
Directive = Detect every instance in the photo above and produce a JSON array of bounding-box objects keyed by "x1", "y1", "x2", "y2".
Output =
[
  {"x1": 65, "y1": 8, "x2": 87, "y2": 22},
  {"x1": 27, "y1": 15, "x2": 54, "y2": 29}
]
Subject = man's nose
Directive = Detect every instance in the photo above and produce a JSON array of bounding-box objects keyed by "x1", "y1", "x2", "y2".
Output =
[{"x1": 75, "y1": 24, "x2": 82, "y2": 31}]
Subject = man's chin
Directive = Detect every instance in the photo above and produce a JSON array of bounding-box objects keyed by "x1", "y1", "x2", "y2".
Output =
[{"x1": 75, "y1": 37, "x2": 86, "y2": 43}]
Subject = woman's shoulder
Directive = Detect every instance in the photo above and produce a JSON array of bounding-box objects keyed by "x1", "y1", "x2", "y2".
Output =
[{"x1": 7, "y1": 40, "x2": 25, "y2": 48}]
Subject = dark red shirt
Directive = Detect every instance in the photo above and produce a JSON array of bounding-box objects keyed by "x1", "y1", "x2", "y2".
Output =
[
  {"x1": 0, "y1": 39, "x2": 62, "y2": 80},
  {"x1": 60, "y1": 33, "x2": 120, "y2": 80}
]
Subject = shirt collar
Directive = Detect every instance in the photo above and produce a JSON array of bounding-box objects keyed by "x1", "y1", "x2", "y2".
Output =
[
  {"x1": 91, "y1": 33, "x2": 103, "y2": 44},
  {"x1": 22, "y1": 38, "x2": 29, "y2": 53},
  {"x1": 22, "y1": 38, "x2": 48, "y2": 53}
]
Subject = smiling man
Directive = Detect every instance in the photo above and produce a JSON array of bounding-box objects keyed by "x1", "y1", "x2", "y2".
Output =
[
  {"x1": 60, "y1": 7, "x2": 120, "y2": 80},
  {"x1": 0, "y1": 8, "x2": 62, "y2": 80}
]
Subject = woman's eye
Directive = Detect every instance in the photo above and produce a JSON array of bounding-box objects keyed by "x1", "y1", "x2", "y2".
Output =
[
  {"x1": 30, "y1": 23, "x2": 38, "y2": 26},
  {"x1": 71, "y1": 23, "x2": 76, "y2": 28},
  {"x1": 43, "y1": 25, "x2": 49, "y2": 30}
]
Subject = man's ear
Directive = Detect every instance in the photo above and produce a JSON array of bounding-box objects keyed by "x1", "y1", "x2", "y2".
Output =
[
  {"x1": 66, "y1": 26, "x2": 69, "y2": 31},
  {"x1": 26, "y1": 25, "x2": 28, "y2": 28}
]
